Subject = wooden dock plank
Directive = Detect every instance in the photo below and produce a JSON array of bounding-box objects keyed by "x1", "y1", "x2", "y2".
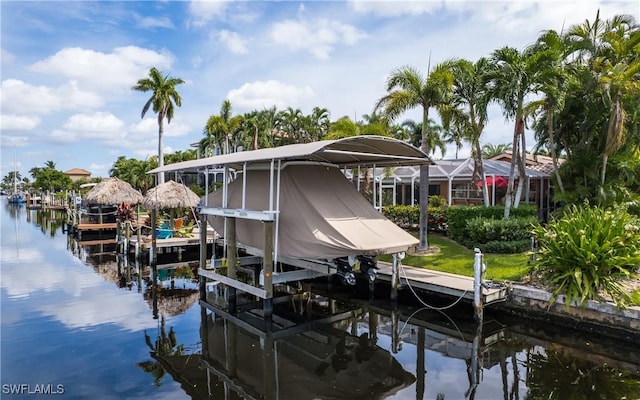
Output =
[
  {"x1": 75, "y1": 223, "x2": 117, "y2": 231},
  {"x1": 375, "y1": 261, "x2": 507, "y2": 304}
]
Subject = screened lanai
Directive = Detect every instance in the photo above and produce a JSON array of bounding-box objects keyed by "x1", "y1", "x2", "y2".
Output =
[{"x1": 349, "y1": 158, "x2": 552, "y2": 219}]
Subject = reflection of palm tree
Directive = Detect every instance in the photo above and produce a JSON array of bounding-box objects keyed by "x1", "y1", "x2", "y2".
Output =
[
  {"x1": 525, "y1": 349, "x2": 640, "y2": 400},
  {"x1": 137, "y1": 316, "x2": 185, "y2": 387}
]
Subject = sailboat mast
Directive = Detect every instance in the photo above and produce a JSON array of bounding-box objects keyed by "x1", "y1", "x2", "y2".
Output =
[{"x1": 13, "y1": 146, "x2": 18, "y2": 194}]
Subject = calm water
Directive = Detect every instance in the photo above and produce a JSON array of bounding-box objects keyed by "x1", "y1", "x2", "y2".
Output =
[{"x1": 2, "y1": 202, "x2": 640, "y2": 400}]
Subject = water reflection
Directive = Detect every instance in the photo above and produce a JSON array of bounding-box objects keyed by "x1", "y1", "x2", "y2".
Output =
[
  {"x1": 3, "y1": 205, "x2": 640, "y2": 400},
  {"x1": 139, "y1": 292, "x2": 640, "y2": 400}
]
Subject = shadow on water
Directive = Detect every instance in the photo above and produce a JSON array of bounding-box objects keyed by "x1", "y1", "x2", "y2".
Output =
[
  {"x1": 137, "y1": 285, "x2": 640, "y2": 400},
  {"x1": 20, "y1": 207, "x2": 640, "y2": 400}
]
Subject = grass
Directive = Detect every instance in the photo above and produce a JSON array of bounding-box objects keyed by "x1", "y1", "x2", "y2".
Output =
[{"x1": 380, "y1": 233, "x2": 531, "y2": 282}]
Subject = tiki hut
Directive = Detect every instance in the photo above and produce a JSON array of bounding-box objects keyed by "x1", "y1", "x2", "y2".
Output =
[
  {"x1": 146, "y1": 288, "x2": 200, "y2": 318},
  {"x1": 85, "y1": 177, "x2": 143, "y2": 205},
  {"x1": 83, "y1": 177, "x2": 143, "y2": 225},
  {"x1": 142, "y1": 180, "x2": 200, "y2": 210}
]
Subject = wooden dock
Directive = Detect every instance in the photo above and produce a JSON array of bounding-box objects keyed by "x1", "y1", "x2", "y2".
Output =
[
  {"x1": 129, "y1": 230, "x2": 218, "y2": 250},
  {"x1": 75, "y1": 222, "x2": 118, "y2": 231},
  {"x1": 375, "y1": 261, "x2": 507, "y2": 305}
]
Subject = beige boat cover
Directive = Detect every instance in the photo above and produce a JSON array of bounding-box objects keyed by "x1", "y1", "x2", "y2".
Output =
[{"x1": 206, "y1": 163, "x2": 418, "y2": 259}]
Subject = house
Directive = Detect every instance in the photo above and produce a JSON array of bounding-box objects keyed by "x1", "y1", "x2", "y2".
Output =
[
  {"x1": 65, "y1": 168, "x2": 91, "y2": 182},
  {"x1": 347, "y1": 157, "x2": 553, "y2": 220}
]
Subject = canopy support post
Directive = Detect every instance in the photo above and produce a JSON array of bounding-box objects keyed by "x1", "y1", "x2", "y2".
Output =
[
  {"x1": 226, "y1": 216, "x2": 237, "y2": 314},
  {"x1": 263, "y1": 220, "x2": 274, "y2": 320}
]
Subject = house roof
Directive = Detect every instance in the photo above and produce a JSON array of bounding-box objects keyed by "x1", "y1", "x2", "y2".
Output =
[
  {"x1": 369, "y1": 158, "x2": 549, "y2": 183},
  {"x1": 432, "y1": 159, "x2": 549, "y2": 179},
  {"x1": 64, "y1": 168, "x2": 91, "y2": 176},
  {"x1": 490, "y1": 151, "x2": 563, "y2": 172}
]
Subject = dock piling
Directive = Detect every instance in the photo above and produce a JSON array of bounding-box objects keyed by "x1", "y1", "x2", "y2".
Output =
[{"x1": 473, "y1": 248, "x2": 485, "y2": 322}]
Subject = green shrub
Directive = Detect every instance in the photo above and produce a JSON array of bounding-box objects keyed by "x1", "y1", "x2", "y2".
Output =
[
  {"x1": 456, "y1": 217, "x2": 536, "y2": 254},
  {"x1": 532, "y1": 203, "x2": 640, "y2": 309},
  {"x1": 479, "y1": 239, "x2": 531, "y2": 254},
  {"x1": 383, "y1": 205, "x2": 418, "y2": 228},
  {"x1": 383, "y1": 205, "x2": 448, "y2": 232},
  {"x1": 447, "y1": 205, "x2": 537, "y2": 241}
]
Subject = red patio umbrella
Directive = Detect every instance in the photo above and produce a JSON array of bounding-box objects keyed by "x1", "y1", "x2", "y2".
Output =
[{"x1": 475, "y1": 176, "x2": 508, "y2": 187}]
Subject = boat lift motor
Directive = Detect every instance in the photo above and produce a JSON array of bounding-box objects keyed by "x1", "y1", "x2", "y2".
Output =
[{"x1": 334, "y1": 255, "x2": 378, "y2": 285}]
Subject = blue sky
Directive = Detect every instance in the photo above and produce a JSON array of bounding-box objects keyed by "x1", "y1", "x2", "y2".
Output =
[{"x1": 1, "y1": 0, "x2": 638, "y2": 180}]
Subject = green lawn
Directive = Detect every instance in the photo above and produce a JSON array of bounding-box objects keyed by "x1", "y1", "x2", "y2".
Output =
[{"x1": 380, "y1": 234, "x2": 531, "y2": 282}]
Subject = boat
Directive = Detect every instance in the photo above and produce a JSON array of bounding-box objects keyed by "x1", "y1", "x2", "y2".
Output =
[
  {"x1": 150, "y1": 136, "x2": 432, "y2": 285},
  {"x1": 8, "y1": 147, "x2": 25, "y2": 204}
]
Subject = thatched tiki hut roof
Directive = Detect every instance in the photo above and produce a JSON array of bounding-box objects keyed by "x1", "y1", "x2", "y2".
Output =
[
  {"x1": 142, "y1": 180, "x2": 200, "y2": 210},
  {"x1": 85, "y1": 177, "x2": 143, "y2": 205},
  {"x1": 145, "y1": 288, "x2": 200, "y2": 317}
]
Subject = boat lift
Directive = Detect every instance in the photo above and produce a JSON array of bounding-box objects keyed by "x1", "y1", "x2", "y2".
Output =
[{"x1": 149, "y1": 136, "x2": 433, "y2": 319}]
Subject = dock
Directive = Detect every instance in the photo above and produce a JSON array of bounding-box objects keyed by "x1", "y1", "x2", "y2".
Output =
[{"x1": 376, "y1": 261, "x2": 508, "y2": 305}]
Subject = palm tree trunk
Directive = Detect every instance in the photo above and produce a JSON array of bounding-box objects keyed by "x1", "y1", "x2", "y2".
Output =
[
  {"x1": 419, "y1": 107, "x2": 430, "y2": 250},
  {"x1": 473, "y1": 139, "x2": 490, "y2": 206},
  {"x1": 503, "y1": 118, "x2": 522, "y2": 219},
  {"x1": 547, "y1": 110, "x2": 565, "y2": 193},
  {"x1": 513, "y1": 129, "x2": 527, "y2": 208},
  {"x1": 157, "y1": 113, "x2": 165, "y2": 184}
]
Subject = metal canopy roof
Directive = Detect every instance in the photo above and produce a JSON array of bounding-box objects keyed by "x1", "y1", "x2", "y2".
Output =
[{"x1": 149, "y1": 136, "x2": 432, "y2": 174}]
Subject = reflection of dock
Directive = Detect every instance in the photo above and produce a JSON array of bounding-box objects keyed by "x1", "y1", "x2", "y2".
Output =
[{"x1": 154, "y1": 303, "x2": 416, "y2": 400}]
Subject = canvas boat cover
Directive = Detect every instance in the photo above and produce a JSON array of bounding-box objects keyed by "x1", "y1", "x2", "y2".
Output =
[{"x1": 206, "y1": 163, "x2": 418, "y2": 259}]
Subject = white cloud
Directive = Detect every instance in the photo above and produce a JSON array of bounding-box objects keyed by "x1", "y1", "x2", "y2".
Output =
[
  {"x1": 29, "y1": 46, "x2": 174, "y2": 91},
  {"x1": 218, "y1": 30, "x2": 248, "y2": 54},
  {"x1": 227, "y1": 80, "x2": 314, "y2": 113},
  {"x1": 1, "y1": 114, "x2": 41, "y2": 131},
  {"x1": 1, "y1": 48, "x2": 15, "y2": 64},
  {"x1": 270, "y1": 19, "x2": 367, "y2": 59},
  {"x1": 50, "y1": 112, "x2": 126, "y2": 145},
  {"x1": 349, "y1": 0, "x2": 441, "y2": 16},
  {"x1": 0, "y1": 135, "x2": 30, "y2": 148},
  {"x1": 62, "y1": 111, "x2": 126, "y2": 134},
  {"x1": 188, "y1": 0, "x2": 228, "y2": 27},
  {"x1": 135, "y1": 14, "x2": 175, "y2": 29},
  {"x1": 1, "y1": 79, "x2": 103, "y2": 114}
]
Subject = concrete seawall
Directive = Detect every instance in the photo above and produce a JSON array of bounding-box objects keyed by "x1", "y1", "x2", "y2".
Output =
[{"x1": 495, "y1": 284, "x2": 640, "y2": 341}]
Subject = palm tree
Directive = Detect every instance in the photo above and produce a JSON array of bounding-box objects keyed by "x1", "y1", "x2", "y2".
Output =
[
  {"x1": 201, "y1": 100, "x2": 242, "y2": 156},
  {"x1": 594, "y1": 18, "x2": 640, "y2": 189},
  {"x1": 401, "y1": 119, "x2": 446, "y2": 157},
  {"x1": 481, "y1": 143, "x2": 513, "y2": 159},
  {"x1": 306, "y1": 107, "x2": 331, "y2": 142},
  {"x1": 527, "y1": 29, "x2": 570, "y2": 194},
  {"x1": 564, "y1": 13, "x2": 640, "y2": 197},
  {"x1": 44, "y1": 160, "x2": 56, "y2": 169},
  {"x1": 487, "y1": 47, "x2": 541, "y2": 218},
  {"x1": 442, "y1": 121, "x2": 466, "y2": 159},
  {"x1": 132, "y1": 67, "x2": 184, "y2": 184},
  {"x1": 444, "y1": 58, "x2": 492, "y2": 206},
  {"x1": 375, "y1": 63, "x2": 454, "y2": 250}
]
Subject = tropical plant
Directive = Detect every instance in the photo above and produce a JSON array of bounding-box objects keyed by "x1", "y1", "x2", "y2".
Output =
[
  {"x1": 200, "y1": 99, "x2": 243, "y2": 156},
  {"x1": 528, "y1": 29, "x2": 570, "y2": 195},
  {"x1": 532, "y1": 203, "x2": 640, "y2": 309},
  {"x1": 132, "y1": 67, "x2": 184, "y2": 184},
  {"x1": 375, "y1": 63, "x2": 454, "y2": 250},
  {"x1": 109, "y1": 156, "x2": 156, "y2": 192},
  {"x1": 138, "y1": 316, "x2": 184, "y2": 387},
  {"x1": 445, "y1": 57, "x2": 493, "y2": 206},
  {"x1": 481, "y1": 143, "x2": 513, "y2": 159},
  {"x1": 401, "y1": 119, "x2": 446, "y2": 157},
  {"x1": 487, "y1": 46, "x2": 543, "y2": 217}
]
